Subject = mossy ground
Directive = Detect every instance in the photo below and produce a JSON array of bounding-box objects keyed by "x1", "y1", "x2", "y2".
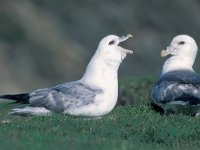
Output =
[{"x1": 0, "y1": 77, "x2": 200, "y2": 150}]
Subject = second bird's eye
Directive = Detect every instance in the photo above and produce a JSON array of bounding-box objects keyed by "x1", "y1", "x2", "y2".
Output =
[
  {"x1": 109, "y1": 40, "x2": 115, "y2": 45},
  {"x1": 178, "y1": 41, "x2": 185, "y2": 45}
]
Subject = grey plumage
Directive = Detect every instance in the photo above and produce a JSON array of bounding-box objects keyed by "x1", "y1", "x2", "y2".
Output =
[
  {"x1": 29, "y1": 81, "x2": 103, "y2": 112},
  {"x1": 1, "y1": 81, "x2": 103, "y2": 113},
  {"x1": 151, "y1": 70, "x2": 200, "y2": 114}
]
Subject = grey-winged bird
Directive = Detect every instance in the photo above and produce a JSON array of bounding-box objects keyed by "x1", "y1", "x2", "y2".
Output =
[
  {"x1": 151, "y1": 35, "x2": 200, "y2": 116},
  {"x1": 0, "y1": 34, "x2": 133, "y2": 117}
]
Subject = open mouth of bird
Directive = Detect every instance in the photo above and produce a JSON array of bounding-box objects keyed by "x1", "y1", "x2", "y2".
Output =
[
  {"x1": 118, "y1": 34, "x2": 133, "y2": 54},
  {"x1": 160, "y1": 46, "x2": 176, "y2": 57}
]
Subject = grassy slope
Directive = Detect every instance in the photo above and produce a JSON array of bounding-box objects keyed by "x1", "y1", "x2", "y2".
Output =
[{"x1": 0, "y1": 77, "x2": 200, "y2": 150}]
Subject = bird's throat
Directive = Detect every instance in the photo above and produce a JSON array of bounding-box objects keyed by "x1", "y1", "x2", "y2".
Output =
[
  {"x1": 162, "y1": 56, "x2": 195, "y2": 75},
  {"x1": 81, "y1": 56, "x2": 118, "y2": 90}
]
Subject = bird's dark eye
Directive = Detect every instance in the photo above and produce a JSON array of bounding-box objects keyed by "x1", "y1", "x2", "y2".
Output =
[
  {"x1": 178, "y1": 41, "x2": 185, "y2": 45},
  {"x1": 109, "y1": 40, "x2": 115, "y2": 45}
]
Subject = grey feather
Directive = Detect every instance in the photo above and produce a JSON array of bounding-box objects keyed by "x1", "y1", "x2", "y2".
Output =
[
  {"x1": 29, "y1": 81, "x2": 103, "y2": 112},
  {"x1": 152, "y1": 70, "x2": 200, "y2": 105},
  {"x1": 157, "y1": 70, "x2": 200, "y2": 84}
]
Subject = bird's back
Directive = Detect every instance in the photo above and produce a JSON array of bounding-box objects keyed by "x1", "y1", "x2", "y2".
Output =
[
  {"x1": 29, "y1": 81, "x2": 103, "y2": 112},
  {"x1": 151, "y1": 70, "x2": 200, "y2": 114}
]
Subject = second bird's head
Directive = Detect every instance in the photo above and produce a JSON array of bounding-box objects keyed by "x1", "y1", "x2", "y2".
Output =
[{"x1": 160, "y1": 35, "x2": 198, "y2": 59}]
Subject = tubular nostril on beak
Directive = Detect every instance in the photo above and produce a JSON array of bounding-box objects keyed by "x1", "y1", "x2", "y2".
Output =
[
  {"x1": 167, "y1": 44, "x2": 173, "y2": 51},
  {"x1": 166, "y1": 46, "x2": 170, "y2": 51},
  {"x1": 119, "y1": 34, "x2": 133, "y2": 43},
  {"x1": 127, "y1": 34, "x2": 133, "y2": 38}
]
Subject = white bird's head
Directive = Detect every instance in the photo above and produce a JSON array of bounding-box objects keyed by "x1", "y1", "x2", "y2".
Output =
[
  {"x1": 81, "y1": 34, "x2": 133, "y2": 89},
  {"x1": 96, "y1": 34, "x2": 133, "y2": 67},
  {"x1": 161, "y1": 35, "x2": 198, "y2": 74},
  {"x1": 161, "y1": 35, "x2": 198, "y2": 59}
]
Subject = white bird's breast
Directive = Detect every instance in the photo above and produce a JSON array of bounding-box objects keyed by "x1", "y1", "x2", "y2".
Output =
[
  {"x1": 95, "y1": 83, "x2": 118, "y2": 115},
  {"x1": 66, "y1": 74, "x2": 119, "y2": 117},
  {"x1": 162, "y1": 56, "x2": 194, "y2": 74}
]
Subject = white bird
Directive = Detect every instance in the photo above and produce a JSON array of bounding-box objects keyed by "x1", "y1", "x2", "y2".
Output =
[
  {"x1": 151, "y1": 35, "x2": 200, "y2": 115},
  {"x1": 0, "y1": 34, "x2": 133, "y2": 117}
]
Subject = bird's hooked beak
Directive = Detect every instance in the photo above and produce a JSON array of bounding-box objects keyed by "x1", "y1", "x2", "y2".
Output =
[
  {"x1": 160, "y1": 45, "x2": 176, "y2": 57},
  {"x1": 118, "y1": 34, "x2": 133, "y2": 54}
]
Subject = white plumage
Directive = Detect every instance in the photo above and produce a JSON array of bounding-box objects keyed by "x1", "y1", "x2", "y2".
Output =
[{"x1": 161, "y1": 35, "x2": 197, "y2": 75}]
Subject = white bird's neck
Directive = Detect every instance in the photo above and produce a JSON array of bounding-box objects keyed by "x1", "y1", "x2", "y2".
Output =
[
  {"x1": 162, "y1": 55, "x2": 195, "y2": 75},
  {"x1": 80, "y1": 52, "x2": 119, "y2": 90}
]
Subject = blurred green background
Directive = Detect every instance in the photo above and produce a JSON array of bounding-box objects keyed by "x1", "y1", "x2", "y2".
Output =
[{"x1": 0, "y1": 0, "x2": 200, "y2": 93}]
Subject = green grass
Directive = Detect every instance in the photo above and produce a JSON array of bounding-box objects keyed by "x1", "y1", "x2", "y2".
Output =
[
  {"x1": 118, "y1": 76, "x2": 155, "y2": 105},
  {"x1": 1, "y1": 77, "x2": 200, "y2": 150}
]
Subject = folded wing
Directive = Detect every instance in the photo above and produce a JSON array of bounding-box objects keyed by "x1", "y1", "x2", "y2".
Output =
[
  {"x1": 29, "y1": 81, "x2": 103, "y2": 112},
  {"x1": 152, "y1": 70, "x2": 200, "y2": 105}
]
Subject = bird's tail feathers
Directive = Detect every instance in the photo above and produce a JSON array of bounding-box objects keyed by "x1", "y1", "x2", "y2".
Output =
[{"x1": 0, "y1": 93, "x2": 30, "y2": 104}]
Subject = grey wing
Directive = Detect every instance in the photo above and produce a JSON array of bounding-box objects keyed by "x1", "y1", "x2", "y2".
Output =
[
  {"x1": 29, "y1": 82, "x2": 103, "y2": 112},
  {"x1": 151, "y1": 80, "x2": 200, "y2": 105},
  {"x1": 160, "y1": 70, "x2": 200, "y2": 84}
]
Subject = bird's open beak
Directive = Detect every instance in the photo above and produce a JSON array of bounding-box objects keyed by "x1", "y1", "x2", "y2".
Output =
[
  {"x1": 160, "y1": 45, "x2": 176, "y2": 57},
  {"x1": 118, "y1": 34, "x2": 133, "y2": 54}
]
